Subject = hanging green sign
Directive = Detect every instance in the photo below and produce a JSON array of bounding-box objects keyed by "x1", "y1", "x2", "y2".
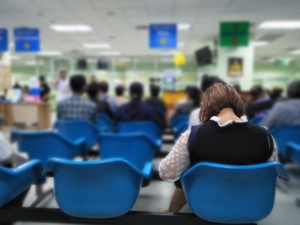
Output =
[{"x1": 219, "y1": 22, "x2": 249, "y2": 47}]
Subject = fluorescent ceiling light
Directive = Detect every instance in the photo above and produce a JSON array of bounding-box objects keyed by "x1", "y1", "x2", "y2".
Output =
[
  {"x1": 258, "y1": 21, "x2": 300, "y2": 29},
  {"x1": 253, "y1": 41, "x2": 268, "y2": 46},
  {"x1": 10, "y1": 55, "x2": 20, "y2": 60},
  {"x1": 38, "y1": 51, "x2": 62, "y2": 56},
  {"x1": 160, "y1": 51, "x2": 178, "y2": 55},
  {"x1": 178, "y1": 23, "x2": 191, "y2": 31},
  {"x1": 268, "y1": 57, "x2": 292, "y2": 63},
  {"x1": 178, "y1": 42, "x2": 185, "y2": 48},
  {"x1": 83, "y1": 43, "x2": 111, "y2": 49},
  {"x1": 290, "y1": 49, "x2": 300, "y2": 55},
  {"x1": 50, "y1": 24, "x2": 92, "y2": 32},
  {"x1": 98, "y1": 51, "x2": 121, "y2": 56},
  {"x1": 25, "y1": 60, "x2": 45, "y2": 66}
]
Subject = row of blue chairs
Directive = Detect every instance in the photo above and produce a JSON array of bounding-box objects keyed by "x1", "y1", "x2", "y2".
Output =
[
  {"x1": 55, "y1": 120, "x2": 162, "y2": 152},
  {"x1": 171, "y1": 115, "x2": 189, "y2": 138},
  {"x1": 11, "y1": 130, "x2": 157, "y2": 171},
  {"x1": 0, "y1": 158, "x2": 287, "y2": 223},
  {"x1": 250, "y1": 117, "x2": 300, "y2": 163}
]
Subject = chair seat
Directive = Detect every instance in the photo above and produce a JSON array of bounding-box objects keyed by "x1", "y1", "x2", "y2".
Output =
[
  {"x1": 11, "y1": 130, "x2": 85, "y2": 168},
  {"x1": 46, "y1": 158, "x2": 152, "y2": 218},
  {"x1": 181, "y1": 162, "x2": 288, "y2": 224},
  {"x1": 99, "y1": 133, "x2": 156, "y2": 171},
  {"x1": 0, "y1": 160, "x2": 42, "y2": 207},
  {"x1": 286, "y1": 142, "x2": 300, "y2": 164}
]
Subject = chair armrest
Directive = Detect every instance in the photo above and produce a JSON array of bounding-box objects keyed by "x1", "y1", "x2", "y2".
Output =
[
  {"x1": 10, "y1": 160, "x2": 43, "y2": 176},
  {"x1": 141, "y1": 162, "x2": 153, "y2": 179},
  {"x1": 274, "y1": 163, "x2": 289, "y2": 181}
]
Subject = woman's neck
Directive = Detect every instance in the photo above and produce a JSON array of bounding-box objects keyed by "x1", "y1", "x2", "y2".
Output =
[{"x1": 216, "y1": 108, "x2": 241, "y2": 124}]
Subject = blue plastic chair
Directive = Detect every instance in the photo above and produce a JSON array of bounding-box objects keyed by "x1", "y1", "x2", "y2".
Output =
[
  {"x1": 97, "y1": 114, "x2": 114, "y2": 132},
  {"x1": 54, "y1": 120, "x2": 101, "y2": 151},
  {"x1": 286, "y1": 142, "x2": 300, "y2": 164},
  {"x1": 271, "y1": 125, "x2": 300, "y2": 157},
  {"x1": 116, "y1": 121, "x2": 162, "y2": 148},
  {"x1": 0, "y1": 160, "x2": 42, "y2": 207},
  {"x1": 250, "y1": 117, "x2": 263, "y2": 126},
  {"x1": 171, "y1": 115, "x2": 189, "y2": 128},
  {"x1": 46, "y1": 158, "x2": 152, "y2": 218},
  {"x1": 181, "y1": 162, "x2": 288, "y2": 224},
  {"x1": 99, "y1": 133, "x2": 156, "y2": 170},
  {"x1": 11, "y1": 130, "x2": 85, "y2": 168}
]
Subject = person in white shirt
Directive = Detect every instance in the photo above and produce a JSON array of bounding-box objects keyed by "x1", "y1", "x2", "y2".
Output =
[{"x1": 54, "y1": 69, "x2": 71, "y2": 102}]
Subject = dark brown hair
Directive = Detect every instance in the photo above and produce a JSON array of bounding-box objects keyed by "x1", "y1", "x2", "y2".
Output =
[{"x1": 200, "y1": 83, "x2": 245, "y2": 123}]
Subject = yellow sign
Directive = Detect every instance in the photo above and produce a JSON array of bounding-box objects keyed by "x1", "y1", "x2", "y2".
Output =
[
  {"x1": 24, "y1": 42, "x2": 30, "y2": 49},
  {"x1": 174, "y1": 53, "x2": 186, "y2": 66},
  {"x1": 228, "y1": 57, "x2": 243, "y2": 77},
  {"x1": 160, "y1": 38, "x2": 166, "y2": 45}
]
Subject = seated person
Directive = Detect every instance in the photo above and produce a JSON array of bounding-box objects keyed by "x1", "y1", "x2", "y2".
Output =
[
  {"x1": 159, "y1": 83, "x2": 278, "y2": 212},
  {"x1": 246, "y1": 85, "x2": 274, "y2": 119},
  {"x1": 115, "y1": 85, "x2": 128, "y2": 106},
  {"x1": 171, "y1": 86, "x2": 200, "y2": 121},
  {"x1": 116, "y1": 82, "x2": 165, "y2": 130},
  {"x1": 99, "y1": 81, "x2": 118, "y2": 113},
  {"x1": 57, "y1": 75, "x2": 97, "y2": 123},
  {"x1": 87, "y1": 83, "x2": 115, "y2": 120},
  {"x1": 260, "y1": 80, "x2": 300, "y2": 130},
  {"x1": 145, "y1": 84, "x2": 166, "y2": 113}
]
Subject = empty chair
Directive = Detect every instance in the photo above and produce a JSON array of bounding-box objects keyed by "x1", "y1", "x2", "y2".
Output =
[
  {"x1": 250, "y1": 117, "x2": 263, "y2": 126},
  {"x1": 171, "y1": 115, "x2": 188, "y2": 127},
  {"x1": 99, "y1": 133, "x2": 156, "y2": 170},
  {"x1": 97, "y1": 114, "x2": 114, "y2": 132},
  {"x1": 54, "y1": 120, "x2": 100, "y2": 152},
  {"x1": 0, "y1": 160, "x2": 42, "y2": 207},
  {"x1": 173, "y1": 122, "x2": 189, "y2": 139},
  {"x1": 11, "y1": 130, "x2": 85, "y2": 168},
  {"x1": 181, "y1": 162, "x2": 288, "y2": 224},
  {"x1": 286, "y1": 142, "x2": 300, "y2": 164},
  {"x1": 46, "y1": 158, "x2": 152, "y2": 218},
  {"x1": 271, "y1": 125, "x2": 300, "y2": 157},
  {"x1": 116, "y1": 121, "x2": 162, "y2": 148}
]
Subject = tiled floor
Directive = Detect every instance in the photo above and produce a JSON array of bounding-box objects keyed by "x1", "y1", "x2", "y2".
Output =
[{"x1": 3, "y1": 128, "x2": 300, "y2": 225}]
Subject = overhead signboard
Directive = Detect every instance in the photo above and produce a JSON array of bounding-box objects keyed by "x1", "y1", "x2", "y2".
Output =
[
  {"x1": 0, "y1": 29, "x2": 8, "y2": 52},
  {"x1": 219, "y1": 22, "x2": 249, "y2": 47},
  {"x1": 14, "y1": 28, "x2": 40, "y2": 52},
  {"x1": 149, "y1": 24, "x2": 177, "y2": 49}
]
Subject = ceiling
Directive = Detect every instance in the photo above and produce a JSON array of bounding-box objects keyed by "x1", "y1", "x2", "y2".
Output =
[{"x1": 1, "y1": 0, "x2": 300, "y2": 62}]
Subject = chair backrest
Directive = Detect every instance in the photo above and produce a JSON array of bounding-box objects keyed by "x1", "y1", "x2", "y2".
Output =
[
  {"x1": 97, "y1": 114, "x2": 114, "y2": 131},
  {"x1": 99, "y1": 133, "x2": 155, "y2": 170},
  {"x1": 11, "y1": 131, "x2": 79, "y2": 168},
  {"x1": 250, "y1": 117, "x2": 263, "y2": 126},
  {"x1": 286, "y1": 142, "x2": 300, "y2": 164},
  {"x1": 116, "y1": 121, "x2": 162, "y2": 142},
  {"x1": 271, "y1": 125, "x2": 300, "y2": 156},
  {"x1": 0, "y1": 160, "x2": 42, "y2": 207},
  {"x1": 171, "y1": 115, "x2": 189, "y2": 128},
  {"x1": 181, "y1": 162, "x2": 288, "y2": 224},
  {"x1": 54, "y1": 120, "x2": 99, "y2": 150},
  {"x1": 46, "y1": 158, "x2": 146, "y2": 218}
]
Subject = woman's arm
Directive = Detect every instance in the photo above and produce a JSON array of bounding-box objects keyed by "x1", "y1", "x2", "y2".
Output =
[{"x1": 159, "y1": 129, "x2": 191, "y2": 181}]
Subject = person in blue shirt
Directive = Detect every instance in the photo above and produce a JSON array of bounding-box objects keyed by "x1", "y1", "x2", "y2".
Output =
[{"x1": 116, "y1": 82, "x2": 165, "y2": 130}]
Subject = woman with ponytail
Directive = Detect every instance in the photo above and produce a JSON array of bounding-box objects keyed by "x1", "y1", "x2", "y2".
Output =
[{"x1": 116, "y1": 82, "x2": 165, "y2": 130}]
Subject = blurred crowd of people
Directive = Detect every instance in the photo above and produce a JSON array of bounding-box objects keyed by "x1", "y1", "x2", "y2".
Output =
[{"x1": 55, "y1": 71, "x2": 167, "y2": 130}]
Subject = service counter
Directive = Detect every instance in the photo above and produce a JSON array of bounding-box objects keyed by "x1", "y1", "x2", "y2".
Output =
[{"x1": 0, "y1": 103, "x2": 51, "y2": 130}]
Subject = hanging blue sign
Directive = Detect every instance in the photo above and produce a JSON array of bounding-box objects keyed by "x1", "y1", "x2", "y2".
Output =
[
  {"x1": 14, "y1": 28, "x2": 40, "y2": 52},
  {"x1": 149, "y1": 24, "x2": 177, "y2": 49},
  {"x1": 0, "y1": 29, "x2": 8, "y2": 52}
]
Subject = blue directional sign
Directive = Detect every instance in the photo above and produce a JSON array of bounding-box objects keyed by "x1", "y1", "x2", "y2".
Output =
[
  {"x1": 0, "y1": 29, "x2": 8, "y2": 52},
  {"x1": 14, "y1": 28, "x2": 40, "y2": 52},
  {"x1": 149, "y1": 24, "x2": 177, "y2": 49}
]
